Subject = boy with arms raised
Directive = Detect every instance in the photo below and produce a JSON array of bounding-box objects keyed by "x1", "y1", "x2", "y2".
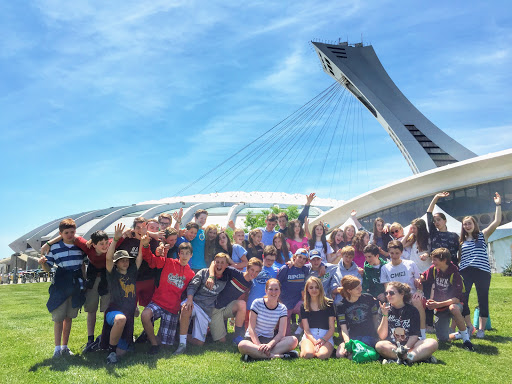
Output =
[
  {"x1": 38, "y1": 218, "x2": 87, "y2": 358},
  {"x1": 101, "y1": 223, "x2": 143, "y2": 364},
  {"x1": 380, "y1": 240, "x2": 427, "y2": 339},
  {"x1": 140, "y1": 236, "x2": 195, "y2": 355},
  {"x1": 420, "y1": 248, "x2": 474, "y2": 351}
]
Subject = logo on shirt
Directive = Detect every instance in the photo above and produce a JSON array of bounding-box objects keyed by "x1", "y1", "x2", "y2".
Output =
[
  {"x1": 119, "y1": 277, "x2": 135, "y2": 298},
  {"x1": 390, "y1": 271, "x2": 406, "y2": 279},
  {"x1": 199, "y1": 232, "x2": 205, "y2": 241},
  {"x1": 129, "y1": 247, "x2": 138, "y2": 258},
  {"x1": 167, "y1": 273, "x2": 186, "y2": 289}
]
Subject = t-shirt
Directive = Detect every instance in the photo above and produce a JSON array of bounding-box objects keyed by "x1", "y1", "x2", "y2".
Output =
[
  {"x1": 314, "y1": 241, "x2": 334, "y2": 263},
  {"x1": 309, "y1": 263, "x2": 337, "y2": 295},
  {"x1": 300, "y1": 301, "x2": 335, "y2": 330},
  {"x1": 215, "y1": 267, "x2": 252, "y2": 309},
  {"x1": 115, "y1": 237, "x2": 158, "y2": 281},
  {"x1": 231, "y1": 244, "x2": 247, "y2": 264},
  {"x1": 407, "y1": 241, "x2": 432, "y2": 273},
  {"x1": 45, "y1": 241, "x2": 86, "y2": 271},
  {"x1": 380, "y1": 260, "x2": 421, "y2": 293},
  {"x1": 106, "y1": 263, "x2": 138, "y2": 315},
  {"x1": 353, "y1": 250, "x2": 365, "y2": 268},
  {"x1": 387, "y1": 304, "x2": 421, "y2": 344},
  {"x1": 186, "y1": 268, "x2": 228, "y2": 317},
  {"x1": 277, "y1": 264, "x2": 312, "y2": 309},
  {"x1": 248, "y1": 265, "x2": 279, "y2": 309},
  {"x1": 427, "y1": 212, "x2": 460, "y2": 266},
  {"x1": 362, "y1": 258, "x2": 387, "y2": 297},
  {"x1": 460, "y1": 231, "x2": 490, "y2": 273},
  {"x1": 421, "y1": 262, "x2": 464, "y2": 305},
  {"x1": 286, "y1": 237, "x2": 309, "y2": 254},
  {"x1": 332, "y1": 261, "x2": 362, "y2": 304},
  {"x1": 335, "y1": 293, "x2": 378, "y2": 338},
  {"x1": 247, "y1": 298, "x2": 287, "y2": 338},
  {"x1": 74, "y1": 236, "x2": 109, "y2": 269},
  {"x1": 246, "y1": 244, "x2": 264, "y2": 262},
  {"x1": 190, "y1": 229, "x2": 206, "y2": 270},
  {"x1": 246, "y1": 228, "x2": 278, "y2": 246}
]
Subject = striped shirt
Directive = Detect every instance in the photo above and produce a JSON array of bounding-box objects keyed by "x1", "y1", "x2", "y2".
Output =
[
  {"x1": 46, "y1": 241, "x2": 86, "y2": 271},
  {"x1": 460, "y1": 232, "x2": 491, "y2": 273},
  {"x1": 247, "y1": 298, "x2": 287, "y2": 339}
]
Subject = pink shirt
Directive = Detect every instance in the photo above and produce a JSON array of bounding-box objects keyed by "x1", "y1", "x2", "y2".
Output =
[
  {"x1": 354, "y1": 250, "x2": 365, "y2": 268},
  {"x1": 286, "y1": 237, "x2": 309, "y2": 254}
]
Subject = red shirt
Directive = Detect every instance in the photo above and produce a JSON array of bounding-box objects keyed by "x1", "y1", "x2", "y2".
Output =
[
  {"x1": 142, "y1": 247, "x2": 195, "y2": 314},
  {"x1": 74, "y1": 236, "x2": 112, "y2": 269},
  {"x1": 422, "y1": 262, "x2": 464, "y2": 305}
]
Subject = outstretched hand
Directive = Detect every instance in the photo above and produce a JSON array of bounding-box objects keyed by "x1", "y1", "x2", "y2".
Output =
[
  {"x1": 114, "y1": 223, "x2": 126, "y2": 240},
  {"x1": 494, "y1": 192, "x2": 501, "y2": 205},
  {"x1": 351, "y1": 210, "x2": 357, "y2": 217},
  {"x1": 306, "y1": 192, "x2": 316, "y2": 205},
  {"x1": 141, "y1": 234, "x2": 150, "y2": 248},
  {"x1": 435, "y1": 191, "x2": 450, "y2": 199},
  {"x1": 379, "y1": 301, "x2": 390, "y2": 316}
]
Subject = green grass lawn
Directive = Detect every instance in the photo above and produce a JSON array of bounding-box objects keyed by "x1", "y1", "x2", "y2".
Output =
[{"x1": 1, "y1": 276, "x2": 511, "y2": 384}]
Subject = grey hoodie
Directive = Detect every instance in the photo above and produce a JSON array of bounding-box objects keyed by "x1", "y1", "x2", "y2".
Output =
[
  {"x1": 186, "y1": 268, "x2": 227, "y2": 317},
  {"x1": 331, "y1": 260, "x2": 362, "y2": 304}
]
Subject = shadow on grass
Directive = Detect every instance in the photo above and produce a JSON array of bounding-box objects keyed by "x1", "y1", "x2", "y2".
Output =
[{"x1": 483, "y1": 335, "x2": 512, "y2": 344}]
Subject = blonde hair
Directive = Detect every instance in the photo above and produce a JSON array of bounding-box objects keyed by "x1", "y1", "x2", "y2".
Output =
[{"x1": 303, "y1": 276, "x2": 332, "y2": 311}]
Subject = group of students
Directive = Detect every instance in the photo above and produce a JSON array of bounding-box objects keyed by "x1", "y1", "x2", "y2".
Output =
[{"x1": 38, "y1": 190, "x2": 502, "y2": 365}]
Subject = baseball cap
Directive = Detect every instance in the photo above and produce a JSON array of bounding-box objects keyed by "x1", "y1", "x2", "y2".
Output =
[
  {"x1": 309, "y1": 250, "x2": 322, "y2": 259},
  {"x1": 295, "y1": 248, "x2": 309, "y2": 257}
]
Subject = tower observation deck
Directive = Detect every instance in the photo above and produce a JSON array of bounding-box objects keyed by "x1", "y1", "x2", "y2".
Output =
[{"x1": 312, "y1": 41, "x2": 476, "y2": 173}]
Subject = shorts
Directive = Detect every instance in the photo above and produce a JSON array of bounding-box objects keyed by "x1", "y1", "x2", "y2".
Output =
[
  {"x1": 181, "y1": 299, "x2": 211, "y2": 342},
  {"x1": 300, "y1": 328, "x2": 334, "y2": 347},
  {"x1": 434, "y1": 303, "x2": 463, "y2": 342},
  {"x1": 210, "y1": 300, "x2": 237, "y2": 341},
  {"x1": 244, "y1": 335, "x2": 274, "y2": 344},
  {"x1": 51, "y1": 297, "x2": 79, "y2": 322},
  {"x1": 146, "y1": 302, "x2": 179, "y2": 345},
  {"x1": 84, "y1": 276, "x2": 110, "y2": 313},
  {"x1": 105, "y1": 311, "x2": 130, "y2": 350},
  {"x1": 136, "y1": 279, "x2": 155, "y2": 307}
]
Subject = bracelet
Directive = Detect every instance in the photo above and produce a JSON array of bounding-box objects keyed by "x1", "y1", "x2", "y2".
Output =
[
  {"x1": 143, "y1": 244, "x2": 149, "y2": 249},
  {"x1": 382, "y1": 314, "x2": 388, "y2": 317},
  {"x1": 46, "y1": 241, "x2": 51, "y2": 247},
  {"x1": 208, "y1": 276, "x2": 214, "y2": 280},
  {"x1": 113, "y1": 237, "x2": 120, "y2": 242},
  {"x1": 496, "y1": 204, "x2": 501, "y2": 206},
  {"x1": 320, "y1": 338, "x2": 326, "y2": 343}
]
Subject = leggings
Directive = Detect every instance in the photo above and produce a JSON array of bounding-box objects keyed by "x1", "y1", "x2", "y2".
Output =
[{"x1": 460, "y1": 267, "x2": 491, "y2": 318}]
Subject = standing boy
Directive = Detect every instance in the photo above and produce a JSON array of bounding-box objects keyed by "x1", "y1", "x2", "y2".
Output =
[
  {"x1": 38, "y1": 218, "x2": 87, "y2": 358},
  {"x1": 362, "y1": 244, "x2": 388, "y2": 302}
]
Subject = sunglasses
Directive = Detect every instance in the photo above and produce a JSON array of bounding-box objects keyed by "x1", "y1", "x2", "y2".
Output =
[
  {"x1": 385, "y1": 291, "x2": 396, "y2": 296},
  {"x1": 391, "y1": 229, "x2": 401, "y2": 234}
]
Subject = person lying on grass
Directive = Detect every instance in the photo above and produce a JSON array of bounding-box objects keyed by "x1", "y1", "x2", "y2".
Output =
[{"x1": 238, "y1": 278, "x2": 299, "y2": 360}]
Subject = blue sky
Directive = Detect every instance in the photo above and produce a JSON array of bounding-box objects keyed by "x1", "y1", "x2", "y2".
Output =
[{"x1": 1, "y1": 1, "x2": 511, "y2": 258}]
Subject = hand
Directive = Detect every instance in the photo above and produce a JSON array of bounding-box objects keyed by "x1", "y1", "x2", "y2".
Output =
[
  {"x1": 85, "y1": 239, "x2": 93, "y2": 249},
  {"x1": 382, "y1": 226, "x2": 389, "y2": 234},
  {"x1": 228, "y1": 219, "x2": 236, "y2": 230},
  {"x1": 114, "y1": 223, "x2": 126, "y2": 240},
  {"x1": 494, "y1": 192, "x2": 501, "y2": 205},
  {"x1": 377, "y1": 293, "x2": 386, "y2": 303},
  {"x1": 205, "y1": 276, "x2": 214, "y2": 290},
  {"x1": 435, "y1": 191, "x2": 450, "y2": 199},
  {"x1": 419, "y1": 252, "x2": 429, "y2": 261},
  {"x1": 258, "y1": 343, "x2": 272, "y2": 356},
  {"x1": 173, "y1": 208, "x2": 183, "y2": 224},
  {"x1": 156, "y1": 243, "x2": 165, "y2": 256},
  {"x1": 157, "y1": 231, "x2": 165, "y2": 241},
  {"x1": 259, "y1": 242, "x2": 265, "y2": 249},
  {"x1": 319, "y1": 265, "x2": 326, "y2": 277},
  {"x1": 414, "y1": 278, "x2": 422, "y2": 289},
  {"x1": 38, "y1": 255, "x2": 48, "y2": 265},
  {"x1": 40, "y1": 243, "x2": 50, "y2": 256},
  {"x1": 183, "y1": 299, "x2": 194, "y2": 311},
  {"x1": 306, "y1": 192, "x2": 316, "y2": 205},
  {"x1": 426, "y1": 299, "x2": 437, "y2": 310},
  {"x1": 141, "y1": 235, "x2": 150, "y2": 248},
  {"x1": 358, "y1": 267, "x2": 364, "y2": 276},
  {"x1": 351, "y1": 210, "x2": 357, "y2": 217},
  {"x1": 123, "y1": 228, "x2": 133, "y2": 238},
  {"x1": 379, "y1": 301, "x2": 390, "y2": 316},
  {"x1": 139, "y1": 222, "x2": 148, "y2": 237},
  {"x1": 412, "y1": 291, "x2": 424, "y2": 301},
  {"x1": 338, "y1": 346, "x2": 348, "y2": 357}
]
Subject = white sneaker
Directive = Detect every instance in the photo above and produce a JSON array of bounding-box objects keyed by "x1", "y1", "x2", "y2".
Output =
[
  {"x1": 449, "y1": 331, "x2": 462, "y2": 340},
  {"x1": 476, "y1": 329, "x2": 485, "y2": 339},
  {"x1": 107, "y1": 352, "x2": 118, "y2": 364},
  {"x1": 173, "y1": 343, "x2": 186, "y2": 355},
  {"x1": 61, "y1": 348, "x2": 74, "y2": 356},
  {"x1": 52, "y1": 350, "x2": 61, "y2": 358}
]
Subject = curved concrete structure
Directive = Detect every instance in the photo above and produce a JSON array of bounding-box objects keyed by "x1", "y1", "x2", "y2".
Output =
[
  {"x1": 312, "y1": 42, "x2": 476, "y2": 173},
  {"x1": 311, "y1": 149, "x2": 512, "y2": 229}
]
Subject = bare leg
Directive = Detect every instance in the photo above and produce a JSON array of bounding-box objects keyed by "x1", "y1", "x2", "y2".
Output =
[
  {"x1": 300, "y1": 338, "x2": 315, "y2": 359},
  {"x1": 54, "y1": 321, "x2": 63, "y2": 347},
  {"x1": 179, "y1": 306, "x2": 192, "y2": 336},
  {"x1": 479, "y1": 317, "x2": 488, "y2": 331},
  {"x1": 271, "y1": 336, "x2": 298, "y2": 355},
  {"x1": 375, "y1": 340, "x2": 398, "y2": 359},
  {"x1": 238, "y1": 340, "x2": 274, "y2": 359},
  {"x1": 409, "y1": 339, "x2": 438, "y2": 362},
  {"x1": 62, "y1": 318, "x2": 72, "y2": 345},
  {"x1": 450, "y1": 305, "x2": 467, "y2": 331},
  {"x1": 234, "y1": 300, "x2": 246, "y2": 328},
  {"x1": 141, "y1": 308, "x2": 158, "y2": 346},
  {"x1": 316, "y1": 342, "x2": 334, "y2": 360},
  {"x1": 109, "y1": 314, "x2": 126, "y2": 346},
  {"x1": 87, "y1": 312, "x2": 96, "y2": 338}
]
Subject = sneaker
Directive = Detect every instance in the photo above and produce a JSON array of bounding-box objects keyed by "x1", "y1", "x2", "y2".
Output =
[
  {"x1": 106, "y1": 352, "x2": 118, "y2": 364},
  {"x1": 83, "y1": 337, "x2": 100, "y2": 353},
  {"x1": 61, "y1": 347, "x2": 74, "y2": 356},
  {"x1": 423, "y1": 355, "x2": 437, "y2": 364},
  {"x1": 173, "y1": 343, "x2": 186, "y2": 355},
  {"x1": 382, "y1": 359, "x2": 397, "y2": 364},
  {"x1": 233, "y1": 336, "x2": 244, "y2": 346},
  {"x1": 463, "y1": 340, "x2": 475, "y2": 351},
  {"x1": 476, "y1": 329, "x2": 485, "y2": 339},
  {"x1": 449, "y1": 331, "x2": 462, "y2": 340},
  {"x1": 282, "y1": 350, "x2": 299, "y2": 359},
  {"x1": 148, "y1": 345, "x2": 160, "y2": 355},
  {"x1": 52, "y1": 350, "x2": 61, "y2": 358},
  {"x1": 242, "y1": 354, "x2": 254, "y2": 362}
]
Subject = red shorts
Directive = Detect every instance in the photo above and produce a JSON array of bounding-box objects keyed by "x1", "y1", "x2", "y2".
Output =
[{"x1": 136, "y1": 279, "x2": 155, "y2": 307}]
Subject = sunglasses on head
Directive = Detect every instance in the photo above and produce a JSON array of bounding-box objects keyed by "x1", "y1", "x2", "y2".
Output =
[{"x1": 385, "y1": 291, "x2": 396, "y2": 296}]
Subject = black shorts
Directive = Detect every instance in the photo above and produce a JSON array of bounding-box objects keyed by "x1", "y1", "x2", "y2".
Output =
[{"x1": 245, "y1": 335, "x2": 274, "y2": 344}]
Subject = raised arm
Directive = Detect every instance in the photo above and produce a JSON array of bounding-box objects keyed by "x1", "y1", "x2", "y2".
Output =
[
  {"x1": 377, "y1": 301, "x2": 389, "y2": 340},
  {"x1": 427, "y1": 192, "x2": 449, "y2": 213},
  {"x1": 173, "y1": 208, "x2": 183, "y2": 230},
  {"x1": 304, "y1": 217, "x2": 311, "y2": 239},
  {"x1": 40, "y1": 235, "x2": 64, "y2": 255},
  {"x1": 107, "y1": 223, "x2": 125, "y2": 272},
  {"x1": 351, "y1": 210, "x2": 364, "y2": 231},
  {"x1": 298, "y1": 193, "x2": 316, "y2": 225},
  {"x1": 483, "y1": 192, "x2": 502, "y2": 241}
]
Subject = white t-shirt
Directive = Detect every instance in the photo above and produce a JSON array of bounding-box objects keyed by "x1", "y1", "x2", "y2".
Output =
[
  {"x1": 380, "y1": 259, "x2": 421, "y2": 293},
  {"x1": 314, "y1": 241, "x2": 334, "y2": 263},
  {"x1": 247, "y1": 298, "x2": 287, "y2": 339}
]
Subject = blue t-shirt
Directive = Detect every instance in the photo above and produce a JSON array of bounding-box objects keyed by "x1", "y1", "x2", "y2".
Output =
[
  {"x1": 244, "y1": 227, "x2": 278, "y2": 247},
  {"x1": 277, "y1": 264, "x2": 311, "y2": 309},
  {"x1": 248, "y1": 265, "x2": 279, "y2": 309},
  {"x1": 190, "y1": 229, "x2": 206, "y2": 270},
  {"x1": 232, "y1": 244, "x2": 247, "y2": 263}
]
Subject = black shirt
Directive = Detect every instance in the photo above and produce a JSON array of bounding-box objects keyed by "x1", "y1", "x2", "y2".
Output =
[
  {"x1": 300, "y1": 301, "x2": 335, "y2": 330},
  {"x1": 116, "y1": 237, "x2": 159, "y2": 281},
  {"x1": 427, "y1": 212, "x2": 460, "y2": 265},
  {"x1": 336, "y1": 293, "x2": 378, "y2": 338},
  {"x1": 387, "y1": 303, "x2": 420, "y2": 344}
]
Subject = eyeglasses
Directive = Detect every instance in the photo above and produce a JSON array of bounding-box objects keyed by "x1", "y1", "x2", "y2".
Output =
[
  {"x1": 391, "y1": 229, "x2": 401, "y2": 234},
  {"x1": 385, "y1": 291, "x2": 396, "y2": 296}
]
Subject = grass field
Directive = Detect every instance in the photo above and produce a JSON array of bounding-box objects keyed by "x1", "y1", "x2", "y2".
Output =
[{"x1": 1, "y1": 276, "x2": 511, "y2": 384}]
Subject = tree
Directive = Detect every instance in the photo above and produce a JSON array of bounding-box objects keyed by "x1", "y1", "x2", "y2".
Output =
[{"x1": 244, "y1": 205, "x2": 300, "y2": 231}]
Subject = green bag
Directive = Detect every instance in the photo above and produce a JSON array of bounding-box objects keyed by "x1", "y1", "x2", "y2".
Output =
[{"x1": 345, "y1": 339, "x2": 379, "y2": 363}]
